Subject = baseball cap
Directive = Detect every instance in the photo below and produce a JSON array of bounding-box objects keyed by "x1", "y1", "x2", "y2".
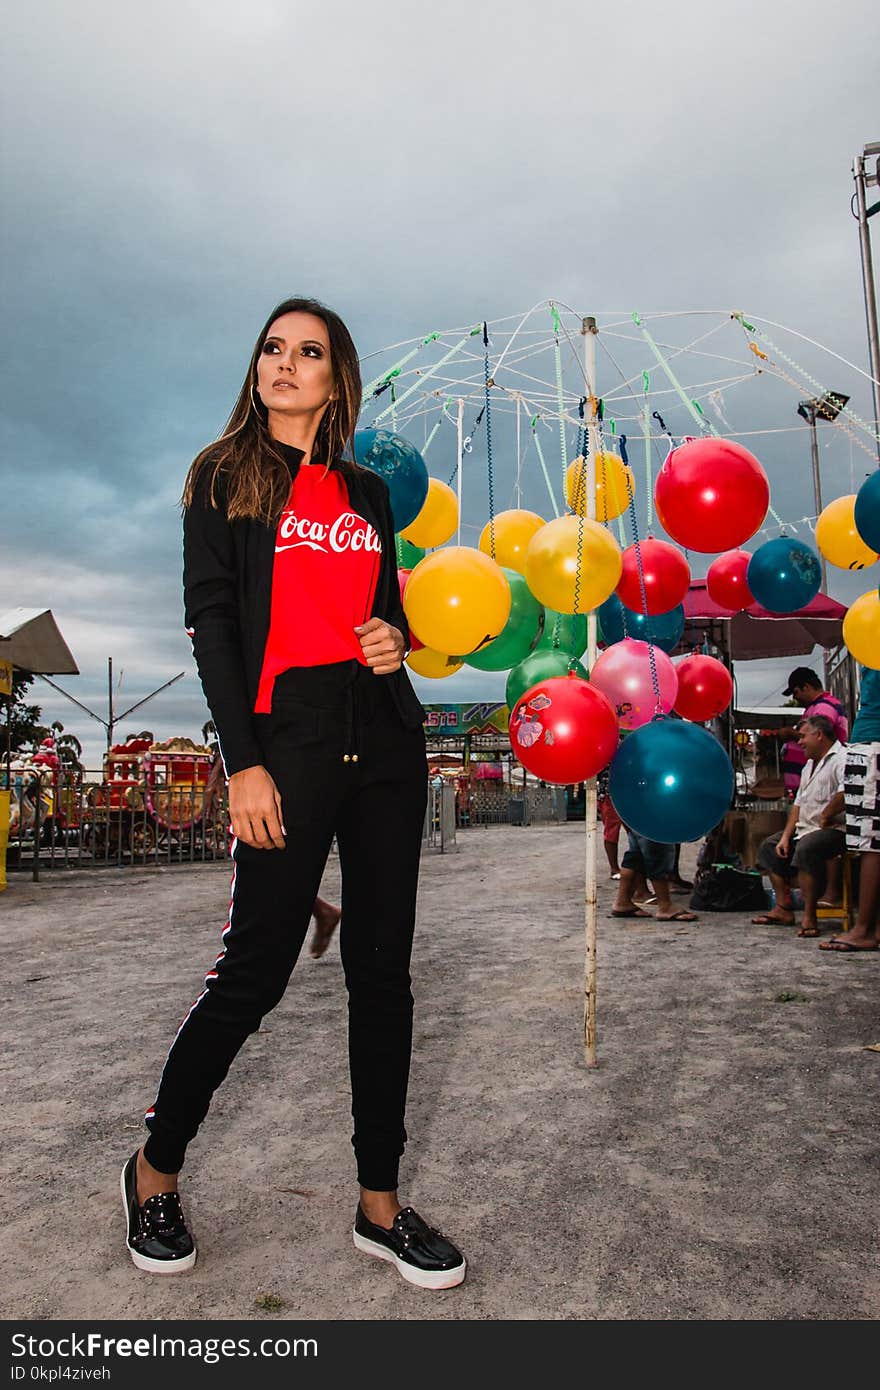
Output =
[{"x1": 783, "y1": 666, "x2": 821, "y2": 697}]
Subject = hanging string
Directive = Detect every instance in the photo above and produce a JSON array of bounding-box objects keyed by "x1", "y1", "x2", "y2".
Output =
[
  {"x1": 635, "y1": 311, "x2": 788, "y2": 530},
  {"x1": 733, "y1": 313, "x2": 880, "y2": 450},
  {"x1": 361, "y1": 331, "x2": 441, "y2": 403},
  {"x1": 550, "y1": 304, "x2": 570, "y2": 507},
  {"x1": 483, "y1": 322, "x2": 496, "y2": 559},
  {"x1": 530, "y1": 415, "x2": 561, "y2": 517},
  {"x1": 368, "y1": 326, "x2": 482, "y2": 427},
  {"x1": 515, "y1": 396, "x2": 524, "y2": 507}
]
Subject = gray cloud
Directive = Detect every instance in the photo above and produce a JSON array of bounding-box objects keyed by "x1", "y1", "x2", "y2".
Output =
[{"x1": 3, "y1": 0, "x2": 878, "y2": 767}]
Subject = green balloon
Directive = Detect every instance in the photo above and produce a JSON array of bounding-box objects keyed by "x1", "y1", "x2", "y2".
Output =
[
  {"x1": 465, "y1": 569, "x2": 543, "y2": 671},
  {"x1": 506, "y1": 649, "x2": 589, "y2": 711},
  {"x1": 534, "y1": 608, "x2": 588, "y2": 660},
  {"x1": 395, "y1": 535, "x2": 425, "y2": 568}
]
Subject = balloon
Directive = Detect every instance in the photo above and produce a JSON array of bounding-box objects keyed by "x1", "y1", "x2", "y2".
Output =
[
  {"x1": 397, "y1": 571, "x2": 424, "y2": 652},
  {"x1": 506, "y1": 649, "x2": 589, "y2": 712},
  {"x1": 465, "y1": 570, "x2": 543, "y2": 671},
  {"x1": 403, "y1": 546, "x2": 511, "y2": 656},
  {"x1": 597, "y1": 595, "x2": 685, "y2": 653},
  {"x1": 673, "y1": 654, "x2": 734, "y2": 722},
  {"x1": 654, "y1": 438, "x2": 770, "y2": 552},
  {"x1": 816, "y1": 494, "x2": 878, "y2": 571},
  {"x1": 706, "y1": 549, "x2": 754, "y2": 611},
  {"x1": 395, "y1": 536, "x2": 425, "y2": 569},
  {"x1": 399, "y1": 477, "x2": 458, "y2": 549},
  {"x1": 615, "y1": 539, "x2": 691, "y2": 615},
  {"x1": 525, "y1": 514, "x2": 622, "y2": 613},
  {"x1": 589, "y1": 638, "x2": 679, "y2": 729},
  {"x1": 747, "y1": 538, "x2": 822, "y2": 614},
  {"x1": 565, "y1": 452, "x2": 635, "y2": 521},
  {"x1": 609, "y1": 720, "x2": 735, "y2": 843},
  {"x1": 479, "y1": 509, "x2": 546, "y2": 573},
  {"x1": 406, "y1": 647, "x2": 463, "y2": 679},
  {"x1": 354, "y1": 429, "x2": 429, "y2": 530},
  {"x1": 534, "y1": 609, "x2": 588, "y2": 661},
  {"x1": 843, "y1": 589, "x2": 880, "y2": 669},
  {"x1": 509, "y1": 673, "x2": 619, "y2": 785},
  {"x1": 854, "y1": 470, "x2": 880, "y2": 553}
]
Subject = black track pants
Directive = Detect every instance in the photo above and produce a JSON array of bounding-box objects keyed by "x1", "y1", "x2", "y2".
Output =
[{"x1": 143, "y1": 665, "x2": 427, "y2": 1191}]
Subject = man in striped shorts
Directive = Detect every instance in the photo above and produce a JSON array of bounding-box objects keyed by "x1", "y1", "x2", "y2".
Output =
[{"x1": 821, "y1": 667, "x2": 880, "y2": 952}]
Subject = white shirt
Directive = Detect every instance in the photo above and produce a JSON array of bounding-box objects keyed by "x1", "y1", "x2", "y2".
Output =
[{"x1": 794, "y1": 743, "x2": 846, "y2": 835}]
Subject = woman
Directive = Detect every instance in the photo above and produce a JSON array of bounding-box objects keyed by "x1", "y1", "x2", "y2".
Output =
[{"x1": 121, "y1": 297, "x2": 466, "y2": 1290}]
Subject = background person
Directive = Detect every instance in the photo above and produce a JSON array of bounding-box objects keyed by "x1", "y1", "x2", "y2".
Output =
[
  {"x1": 821, "y1": 666, "x2": 880, "y2": 952},
  {"x1": 752, "y1": 715, "x2": 846, "y2": 937}
]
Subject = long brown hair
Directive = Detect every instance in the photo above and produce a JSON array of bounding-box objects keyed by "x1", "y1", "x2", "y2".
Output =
[{"x1": 182, "y1": 297, "x2": 363, "y2": 522}]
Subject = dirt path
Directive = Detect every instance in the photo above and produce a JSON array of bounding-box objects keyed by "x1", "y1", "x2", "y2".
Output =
[{"x1": 2, "y1": 825, "x2": 877, "y2": 1321}]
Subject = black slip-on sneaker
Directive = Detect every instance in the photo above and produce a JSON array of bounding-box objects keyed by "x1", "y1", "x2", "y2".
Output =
[
  {"x1": 121, "y1": 1151, "x2": 197, "y2": 1274},
  {"x1": 353, "y1": 1204, "x2": 466, "y2": 1289}
]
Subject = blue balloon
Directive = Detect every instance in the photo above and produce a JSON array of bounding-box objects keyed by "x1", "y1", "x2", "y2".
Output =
[
  {"x1": 747, "y1": 537, "x2": 821, "y2": 614},
  {"x1": 353, "y1": 429, "x2": 429, "y2": 531},
  {"x1": 597, "y1": 595, "x2": 685, "y2": 653},
  {"x1": 609, "y1": 720, "x2": 734, "y2": 844},
  {"x1": 854, "y1": 470, "x2": 880, "y2": 553}
]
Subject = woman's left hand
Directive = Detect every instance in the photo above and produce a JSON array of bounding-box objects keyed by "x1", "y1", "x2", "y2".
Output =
[{"x1": 354, "y1": 618, "x2": 406, "y2": 674}]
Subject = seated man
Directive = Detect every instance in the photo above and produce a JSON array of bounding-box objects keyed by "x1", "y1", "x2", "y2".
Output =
[{"x1": 753, "y1": 714, "x2": 846, "y2": 936}]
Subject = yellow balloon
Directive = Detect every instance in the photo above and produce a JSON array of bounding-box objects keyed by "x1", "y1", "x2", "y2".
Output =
[
  {"x1": 478, "y1": 509, "x2": 546, "y2": 573},
  {"x1": 399, "y1": 477, "x2": 458, "y2": 548},
  {"x1": 406, "y1": 647, "x2": 464, "y2": 679},
  {"x1": 566, "y1": 452, "x2": 635, "y2": 521},
  {"x1": 525, "y1": 514, "x2": 622, "y2": 614},
  {"x1": 815, "y1": 495, "x2": 879, "y2": 571},
  {"x1": 843, "y1": 589, "x2": 880, "y2": 669},
  {"x1": 403, "y1": 547, "x2": 511, "y2": 655}
]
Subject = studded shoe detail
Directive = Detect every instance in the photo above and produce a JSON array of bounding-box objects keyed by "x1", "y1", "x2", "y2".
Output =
[
  {"x1": 121, "y1": 1152, "x2": 197, "y2": 1274},
  {"x1": 353, "y1": 1204, "x2": 466, "y2": 1289}
]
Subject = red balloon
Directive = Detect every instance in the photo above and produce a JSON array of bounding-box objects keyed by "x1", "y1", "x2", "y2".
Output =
[
  {"x1": 654, "y1": 439, "x2": 770, "y2": 553},
  {"x1": 509, "y1": 673, "x2": 619, "y2": 785},
  {"x1": 706, "y1": 549, "x2": 754, "y2": 612},
  {"x1": 616, "y1": 538, "x2": 691, "y2": 615},
  {"x1": 397, "y1": 570, "x2": 424, "y2": 651},
  {"x1": 673, "y1": 654, "x2": 733, "y2": 722}
]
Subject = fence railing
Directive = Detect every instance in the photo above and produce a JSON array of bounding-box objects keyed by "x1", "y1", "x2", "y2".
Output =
[
  {"x1": 457, "y1": 780, "x2": 568, "y2": 828},
  {"x1": 2, "y1": 768, "x2": 461, "y2": 877}
]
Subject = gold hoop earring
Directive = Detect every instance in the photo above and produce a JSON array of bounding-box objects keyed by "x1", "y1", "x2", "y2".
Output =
[{"x1": 250, "y1": 384, "x2": 263, "y2": 415}]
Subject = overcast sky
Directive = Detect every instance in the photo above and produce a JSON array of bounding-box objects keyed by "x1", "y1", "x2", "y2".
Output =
[{"x1": 2, "y1": 0, "x2": 878, "y2": 769}]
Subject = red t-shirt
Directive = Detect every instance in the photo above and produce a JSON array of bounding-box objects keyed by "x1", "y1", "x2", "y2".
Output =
[{"x1": 254, "y1": 466, "x2": 382, "y2": 713}]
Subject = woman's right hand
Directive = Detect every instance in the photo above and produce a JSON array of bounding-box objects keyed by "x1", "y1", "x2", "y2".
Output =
[{"x1": 228, "y1": 765, "x2": 286, "y2": 849}]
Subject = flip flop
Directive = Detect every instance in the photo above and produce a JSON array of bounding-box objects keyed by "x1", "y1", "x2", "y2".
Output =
[
  {"x1": 655, "y1": 909, "x2": 699, "y2": 922},
  {"x1": 797, "y1": 925, "x2": 820, "y2": 938},
  {"x1": 751, "y1": 913, "x2": 795, "y2": 925},
  {"x1": 611, "y1": 907, "x2": 653, "y2": 918},
  {"x1": 818, "y1": 938, "x2": 879, "y2": 952}
]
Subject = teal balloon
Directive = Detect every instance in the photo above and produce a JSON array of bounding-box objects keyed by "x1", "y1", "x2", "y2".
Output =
[
  {"x1": 466, "y1": 569, "x2": 543, "y2": 671},
  {"x1": 747, "y1": 538, "x2": 821, "y2": 614},
  {"x1": 506, "y1": 649, "x2": 589, "y2": 711},
  {"x1": 597, "y1": 595, "x2": 685, "y2": 653},
  {"x1": 354, "y1": 429, "x2": 429, "y2": 530},
  {"x1": 534, "y1": 609, "x2": 588, "y2": 660},
  {"x1": 609, "y1": 720, "x2": 734, "y2": 844},
  {"x1": 854, "y1": 471, "x2": 880, "y2": 553},
  {"x1": 395, "y1": 535, "x2": 425, "y2": 568}
]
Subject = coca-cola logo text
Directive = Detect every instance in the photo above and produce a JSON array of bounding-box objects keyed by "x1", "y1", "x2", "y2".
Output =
[{"x1": 276, "y1": 509, "x2": 382, "y2": 556}]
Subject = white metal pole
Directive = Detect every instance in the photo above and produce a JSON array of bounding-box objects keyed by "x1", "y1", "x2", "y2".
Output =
[{"x1": 583, "y1": 316, "x2": 599, "y2": 1067}]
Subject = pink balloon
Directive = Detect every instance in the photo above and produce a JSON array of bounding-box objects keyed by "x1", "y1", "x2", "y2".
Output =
[{"x1": 589, "y1": 637, "x2": 679, "y2": 729}]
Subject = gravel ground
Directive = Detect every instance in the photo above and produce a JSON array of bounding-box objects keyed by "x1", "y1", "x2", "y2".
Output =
[{"x1": 2, "y1": 823, "x2": 877, "y2": 1321}]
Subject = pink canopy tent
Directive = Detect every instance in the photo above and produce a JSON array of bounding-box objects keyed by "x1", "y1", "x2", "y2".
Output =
[{"x1": 680, "y1": 581, "x2": 846, "y2": 660}]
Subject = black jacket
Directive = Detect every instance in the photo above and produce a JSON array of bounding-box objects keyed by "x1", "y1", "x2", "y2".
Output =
[{"x1": 183, "y1": 443, "x2": 425, "y2": 775}]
